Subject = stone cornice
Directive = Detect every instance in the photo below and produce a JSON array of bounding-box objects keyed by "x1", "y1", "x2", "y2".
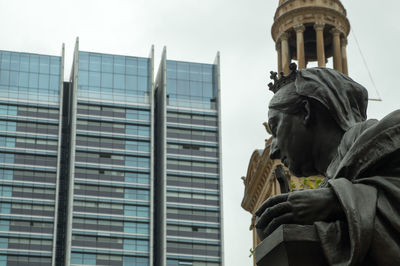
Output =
[
  {"x1": 271, "y1": 6, "x2": 350, "y2": 42},
  {"x1": 276, "y1": 0, "x2": 347, "y2": 19}
]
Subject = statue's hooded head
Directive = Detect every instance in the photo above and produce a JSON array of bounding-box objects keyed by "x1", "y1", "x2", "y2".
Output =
[
  {"x1": 267, "y1": 67, "x2": 369, "y2": 176},
  {"x1": 269, "y1": 67, "x2": 369, "y2": 131}
]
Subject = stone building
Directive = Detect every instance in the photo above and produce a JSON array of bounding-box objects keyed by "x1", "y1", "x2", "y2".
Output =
[{"x1": 241, "y1": 0, "x2": 350, "y2": 264}]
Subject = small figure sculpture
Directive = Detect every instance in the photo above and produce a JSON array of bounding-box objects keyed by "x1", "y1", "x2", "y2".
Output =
[{"x1": 256, "y1": 63, "x2": 400, "y2": 265}]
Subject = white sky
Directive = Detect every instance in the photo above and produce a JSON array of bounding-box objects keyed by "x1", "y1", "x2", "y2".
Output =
[{"x1": 1, "y1": 0, "x2": 399, "y2": 265}]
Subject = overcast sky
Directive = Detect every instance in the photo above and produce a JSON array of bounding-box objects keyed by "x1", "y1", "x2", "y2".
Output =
[{"x1": 1, "y1": 0, "x2": 399, "y2": 265}]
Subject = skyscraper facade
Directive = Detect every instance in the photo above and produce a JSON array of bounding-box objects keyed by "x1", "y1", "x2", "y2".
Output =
[
  {"x1": 0, "y1": 49, "x2": 63, "y2": 265},
  {"x1": 154, "y1": 49, "x2": 223, "y2": 266},
  {"x1": 0, "y1": 40, "x2": 222, "y2": 266}
]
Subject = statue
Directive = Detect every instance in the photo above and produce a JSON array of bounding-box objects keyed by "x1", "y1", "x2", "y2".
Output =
[{"x1": 255, "y1": 63, "x2": 400, "y2": 265}]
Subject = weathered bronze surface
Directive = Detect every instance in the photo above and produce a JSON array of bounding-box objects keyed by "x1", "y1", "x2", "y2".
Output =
[{"x1": 256, "y1": 65, "x2": 400, "y2": 265}]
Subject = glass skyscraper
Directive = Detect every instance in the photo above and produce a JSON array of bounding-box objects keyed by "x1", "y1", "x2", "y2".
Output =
[
  {"x1": 0, "y1": 48, "x2": 63, "y2": 265},
  {"x1": 154, "y1": 49, "x2": 223, "y2": 266},
  {"x1": 0, "y1": 40, "x2": 222, "y2": 266}
]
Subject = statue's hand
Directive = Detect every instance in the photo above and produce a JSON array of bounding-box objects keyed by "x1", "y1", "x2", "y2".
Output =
[{"x1": 255, "y1": 188, "x2": 344, "y2": 240}]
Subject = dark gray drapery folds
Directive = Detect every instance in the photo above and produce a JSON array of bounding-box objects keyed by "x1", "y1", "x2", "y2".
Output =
[{"x1": 319, "y1": 110, "x2": 400, "y2": 265}]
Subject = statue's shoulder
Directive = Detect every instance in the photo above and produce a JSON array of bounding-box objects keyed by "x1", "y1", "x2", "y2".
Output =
[{"x1": 327, "y1": 110, "x2": 400, "y2": 180}]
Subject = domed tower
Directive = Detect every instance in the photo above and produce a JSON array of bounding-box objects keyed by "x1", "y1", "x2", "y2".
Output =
[{"x1": 272, "y1": 0, "x2": 350, "y2": 75}]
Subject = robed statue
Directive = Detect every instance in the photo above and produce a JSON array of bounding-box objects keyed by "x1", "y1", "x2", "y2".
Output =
[{"x1": 255, "y1": 63, "x2": 400, "y2": 265}]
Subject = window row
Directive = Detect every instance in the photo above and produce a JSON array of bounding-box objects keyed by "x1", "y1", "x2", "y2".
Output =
[
  {"x1": 168, "y1": 175, "x2": 219, "y2": 185},
  {"x1": 167, "y1": 112, "x2": 217, "y2": 122},
  {"x1": 167, "y1": 159, "x2": 218, "y2": 169},
  {"x1": 167, "y1": 143, "x2": 217, "y2": 153},
  {"x1": 75, "y1": 151, "x2": 150, "y2": 168},
  {"x1": 71, "y1": 252, "x2": 148, "y2": 266},
  {"x1": 167, "y1": 208, "x2": 219, "y2": 218},
  {"x1": 167, "y1": 79, "x2": 214, "y2": 98},
  {"x1": 79, "y1": 71, "x2": 149, "y2": 91},
  {"x1": 0, "y1": 169, "x2": 56, "y2": 182},
  {"x1": 0, "y1": 51, "x2": 60, "y2": 75},
  {"x1": 78, "y1": 104, "x2": 150, "y2": 120},
  {"x1": 0, "y1": 153, "x2": 57, "y2": 167},
  {"x1": 167, "y1": 259, "x2": 219, "y2": 266},
  {"x1": 79, "y1": 52, "x2": 149, "y2": 76},
  {"x1": 76, "y1": 135, "x2": 150, "y2": 152},
  {"x1": 167, "y1": 191, "x2": 219, "y2": 201},
  {"x1": 0, "y1": 120, "x2": 58, "y2": 132},
  {"x1": 0, "y1": 104, "x2": 58, "y2": 117},
  {"x1": 0, "y1": 237, "x2": 52, "y2": 248},
  {"x1": 77, "y1": 120, "x2": 149, "y2": 136},
  {"x1": 166, "y1": 61, "x2": 213, "y2": 82},
  {"x1": 0, "y1": 87, "x2": 59, "y2": 104},
  {"x1": 73, "y1": 218, "x2": 149, "y2": 234},
  {"x1": 73, "y1": 200, "x2": 149, "y2": 217},
  {"x1": 0, "y1": 202, "x2": 54, "y2": 213},
  {"x1": 167, "y1": 241, "x2": 220, "y2": 252},
  {"x1": 168, "y1": 128, "x2": 216, "y2": 137},
  {"x1": 0, "y1": 70, "x2": 60, "y2": 91},
  {"x1": 75, "y1": 168, "x2": 149, "y2": 184},
  {"x1": 0, "y1": 136, "x2": 57, "y2": 147},
  {"x1": 167, "y1": 224, "x2": 219, "y2": 234},
  {"x1": 0, "y1": 185, "x2": 55, "y2": 197},
  {"x1": 72, "y1": 235, "x2": 148, "y2": 251},
  {"x1": 74, "y1": 184, "x2": 149, "y2": 200}
]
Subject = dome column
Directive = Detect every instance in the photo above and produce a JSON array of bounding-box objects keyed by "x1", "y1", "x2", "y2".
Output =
[
  {"x1": 331, "y1": 28, "x2": 343, "y2": 72},
  {"x1": 341, "y1": 37, "x2": 348, "y2": 75},
  {"x1": 276, "y1": 42, "x2": 282, "y2": 75},
  {"x1": 314, "y1": 22, "x2": 326, "y2": 67},
  {"x1": 280, "y1": 32, "x2": 290, "y2": 75},
  {"x1": 294, "y1": 24, "x2": 306, "y2": 69}
]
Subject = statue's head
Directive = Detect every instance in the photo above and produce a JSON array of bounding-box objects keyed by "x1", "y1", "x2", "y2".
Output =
[{"x1": 267, "y1": 64, "x2": 369, "y2": 176}]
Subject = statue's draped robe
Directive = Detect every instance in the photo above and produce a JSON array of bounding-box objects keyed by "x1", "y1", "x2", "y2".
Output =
[{"x1": 318, "y1": 110, "x2": 400, "y2": 266}]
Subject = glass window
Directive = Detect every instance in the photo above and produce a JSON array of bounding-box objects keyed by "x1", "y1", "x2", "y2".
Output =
[
  {"x1": 138, "y1": 58, "x2": 148, "y2": 76},
  {"x1": 50, "y1": 57, "x2": 60, "y2": 75},
  {"x1": 38, "y1": 74, "x2": 49, "y2": 89},
  {"x1": 0, "y1": 238, "x2": 7, "y2": 248},
  {"x1": 10, "y1": 54, "x2": 19, "y2": 71},
  {"x1": 39, "y1": 55, "x2": 50, "y2": 73},
  {"x1": 79, "y1": 52, "x2": 89, "y2": 71},
  {"x1": 0, "y1": 70, "x2": 9, "y2": 86},
  {"x1": 9, "y1": 71, "x2": 18, "y2": 86},
  {"x1": 79, "y1": 71, "x2": 88, "y2": 86},
  {"x1": 177, "y1": 62, "x2": 189, "y2": 80},
  {"x1": 28, "y1": 73, "x2": 38, "y2": 88},
  {"x1": 177, "y1": 80, "x2": 190, "y2": 96},
  {"x1": 101, "y1": 72, "x2": 113, "y2": 88},
  {"x1": 18, "y1": 72, "x2": 29, "y2": 87},
  {"x1": 20, "y1": 54, "x2": 29, "y2": 72},
  {"x1": 125, "y1": 75, "x2": 137, "y2": 90},
  {"x1": 89, "y1": 54, "x2": 101, "y2": 72},
  {"x1": 126, "y1": 58, "x2": 137, "y2": 75},
  {"x1": 49, "y1": 75, "x2": 59, "y2": 91},
  {"x1": 29, "y1": 55, "x2": 39, "y2": 73},
  {"x1": 89, "y1": 71, "x2": 100, "y2": 87},
  {"x1": 114, "y1": 56, "x2": 125, "y2": 74},
  {"x1": 101, "y1": 55, "x2": 113, "y2": 73},
  {"x1": 114, "y1": 74, "x2": 125, "y2": 89}
]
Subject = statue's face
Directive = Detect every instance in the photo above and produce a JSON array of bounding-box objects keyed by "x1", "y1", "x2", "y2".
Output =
[{"x1": 268, "y1": 103, "x2": 317, "y2": 177}]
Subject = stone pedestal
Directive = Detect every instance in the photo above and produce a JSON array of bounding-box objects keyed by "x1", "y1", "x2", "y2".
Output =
[{"x1": 255, "y1": 224, "x2": 328, "y2": 266}]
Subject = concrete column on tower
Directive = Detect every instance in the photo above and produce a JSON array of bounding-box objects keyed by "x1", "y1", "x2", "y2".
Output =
[
  {"x1": 294, "y1": 24, "x2": 306, "y2": 69},
  {"x1": 341, "y1": 37, "x2": 348, "y2": 75},
  {"x1": 276, "y1": 42, "x2": 282, "y2": 75},
  {"x1": 313, "y1": 22, "x2": 326, "y2": 67},
  {"x1": 280, "y1": 32, "x2": 290, "y2": 75},
  {"x1": 331, "y1": 28, "x2": 343, "y2": 72}
]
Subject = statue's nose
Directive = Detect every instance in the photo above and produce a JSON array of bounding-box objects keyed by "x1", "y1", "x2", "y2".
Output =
[{"x1": 270, "y1": 139, "x2": 281, "y2": 159}]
